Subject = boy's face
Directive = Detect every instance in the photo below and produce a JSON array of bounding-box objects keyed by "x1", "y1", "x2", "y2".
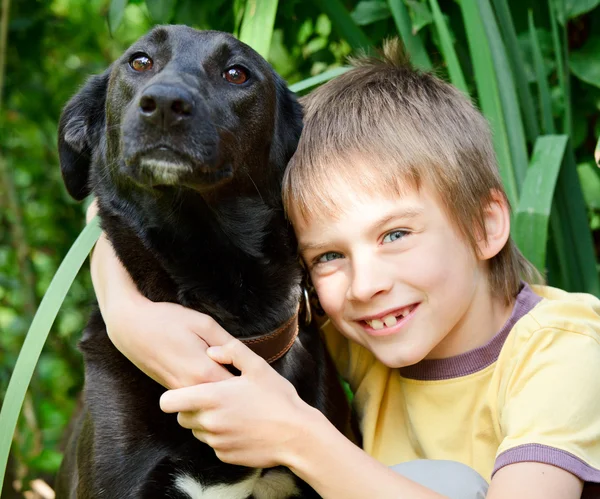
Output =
[{"x1": 295, "y1": 184, "x2": 505, "y2": 368}]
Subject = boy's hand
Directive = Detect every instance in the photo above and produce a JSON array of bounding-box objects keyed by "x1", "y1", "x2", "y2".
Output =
[
  {"x1": 160, "y1": 339, "x2": 313, "y2": 469},
  {"x1": 90, "y1": 230, "x2": 233, "y2": 389},
  {"x1": 110, "y1": 299, "x2": 235, "y2": 389}
]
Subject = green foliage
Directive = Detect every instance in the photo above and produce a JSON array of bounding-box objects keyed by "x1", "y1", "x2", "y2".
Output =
[{"x1": 3, "y1": 0, "x2": 600, "y2": 495}]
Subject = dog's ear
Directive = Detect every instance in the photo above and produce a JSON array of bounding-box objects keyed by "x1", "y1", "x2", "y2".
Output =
[
  {"x1": 270, "y1": 76, "x2": 303, "y2": 171},
  {"x1": 58, "y1": 68, "x2": 110, "y2": 201}
]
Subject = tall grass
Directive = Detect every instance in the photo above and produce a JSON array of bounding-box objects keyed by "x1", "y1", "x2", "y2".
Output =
[{"x1": 2, "y1": 0, "x2": 599, "y2": 490}]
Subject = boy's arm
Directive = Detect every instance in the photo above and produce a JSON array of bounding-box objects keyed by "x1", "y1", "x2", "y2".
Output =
[
  {"x1": 487, "y1": 462, "x2": 583, "y2": 498},
  {"x1": 88, "y1": 201, "x2": 232, "y2": 389},
  {"x1": 288, "y1": 407, "x2": 445, "y2": 499}
]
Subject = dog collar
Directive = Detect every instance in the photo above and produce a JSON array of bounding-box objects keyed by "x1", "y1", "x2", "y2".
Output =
[{"x1": 240, "y1": 305, "x2": 300, "y2": 364}]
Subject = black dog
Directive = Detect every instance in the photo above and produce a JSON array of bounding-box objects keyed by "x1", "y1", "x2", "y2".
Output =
[{"x1": 54, "y1": 26, "x2": 352, "y2": 498}]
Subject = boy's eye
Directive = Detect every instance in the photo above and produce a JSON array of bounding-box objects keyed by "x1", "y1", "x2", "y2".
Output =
[
  {"x1": 316, "y1": 251, "x2": 343, "y2": 264},
  {"x1": 382, "y1": 229, "x2": 408, "y2": 243}
]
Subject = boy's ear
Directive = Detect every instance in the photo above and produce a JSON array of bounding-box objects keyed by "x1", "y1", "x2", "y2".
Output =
[
  {"x1": 58, "y1": 68, "x2": 111, "y2": 201},
  {"x1": 477, "y1": 189, "x2": 511, "y2": 261}
]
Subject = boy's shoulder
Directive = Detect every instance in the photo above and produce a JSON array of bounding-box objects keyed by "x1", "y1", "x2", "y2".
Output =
[{"x1": 502, "y1": 284, "x2": 600, "y2": 360}]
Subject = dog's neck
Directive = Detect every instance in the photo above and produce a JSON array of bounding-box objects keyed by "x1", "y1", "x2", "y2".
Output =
[{"x1": 99, "y1": 186, "x2": 303, "y2": 339}]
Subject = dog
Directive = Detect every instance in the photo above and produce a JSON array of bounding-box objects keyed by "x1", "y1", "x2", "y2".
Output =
[{"x1": 54, "y1": 25, "x2": 353, "y2": 498}]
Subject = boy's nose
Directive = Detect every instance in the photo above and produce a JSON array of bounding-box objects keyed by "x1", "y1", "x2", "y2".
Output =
[{"x1": 347, "y1": 258, "x2": 393, "y2": 303}]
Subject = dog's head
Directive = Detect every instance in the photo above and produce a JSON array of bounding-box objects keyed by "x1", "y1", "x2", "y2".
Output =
[{"x1": 58, "y1": 26, "x2": 302, "y2": 202}]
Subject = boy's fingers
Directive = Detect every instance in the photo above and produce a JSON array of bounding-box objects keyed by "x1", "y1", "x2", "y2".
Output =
[
  {"x1": 189, "y1": 312, "x2": 237, "y2": 348},
  {"x1": 207, "y1": 340, "x2": 266, "y2": 374},
  {"x1": 160, "y1": 384, "x2": 217, "y2": 413}
]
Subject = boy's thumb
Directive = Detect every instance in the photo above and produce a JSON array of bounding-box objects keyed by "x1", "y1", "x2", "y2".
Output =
[{"x1": 206, "y1": 340, "x2": 265, "y2": 374}]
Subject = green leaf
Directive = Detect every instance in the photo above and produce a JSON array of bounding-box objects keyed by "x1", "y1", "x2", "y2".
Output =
[
  {"x1": 460, "y1": 0, "x2": 520, "y2": 207},
  {"x1": 528, "y1": 12, "x2": 554, "y2": 134},
  {"x1": 314, "y1": 0, "x2": 373, "y2": 51},
  {"x1": 491, "y1": 0, "x2": 540, "y2": 141},
  {"x1": 554, "y1": 0, "x2": 600, "y2": 24},
  {"x1": 577, "y1": 161, "x2": 600, "y2": 209},
  {"x1": 550, "y1": 0, "x2": 572, "y2": 135},
  {"x1": 514, "y1": 136, "x2": 565, "y2": 272},
  {"x1": 350, "y1": 0, "x2": 391, "y2": 26},
  {"x1": 405, "y1": 0, "x2": 433, "y2": 34},
  {"x1": 238, "y1": 0, "x2": 279, "y2": 58},
  {"x1": 108, "y1": 0, "x2": 129, "y2": 34},
  {"x1": 551, "y1": 137, "x2": 600, "y2": 294},
  {"x1": 0, "y1": 218, "x2": 102, "y2": 494},
  {"x1": 479, "y1": 0, "x2": 528, "y2": 187},
  {"x1": 289, "y1": 66, "x2": 351, "y2": 94},
  {"x1": 145, "y1": 0, "x2": 175, "y2": 23},
  {"x1": 387, "y1": 0, "x2": 432, "y2": 70},
  {"x1": 429, "y1": 0, "x2": 468, "y2": 95},
  {"x1": 569, "y1": 36, "x2": 600, "y2": 89}
]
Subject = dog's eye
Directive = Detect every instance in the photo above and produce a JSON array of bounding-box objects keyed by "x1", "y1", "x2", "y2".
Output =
[
  {"x1": 130, "y1": 54, "x2": 154, "y2": 72},
  {"x1": 223, "y1": 67, "x2": 248, "y2": 85}
]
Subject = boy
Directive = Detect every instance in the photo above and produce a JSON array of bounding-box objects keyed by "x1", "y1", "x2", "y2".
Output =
[{"x1": 89, "y1": 41, "x2": 600, "y2": 498}]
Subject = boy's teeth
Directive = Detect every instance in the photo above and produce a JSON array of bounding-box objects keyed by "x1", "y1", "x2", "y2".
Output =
[
  {"x1": 370, "y1": 319, "x2": 385, "y2": 330},
  {"x1": 366, "y1": 308, "x2": 413, "y2": 329},
  {"x1": 383, "y1": 315, "x2": 397, "y2": 327}
]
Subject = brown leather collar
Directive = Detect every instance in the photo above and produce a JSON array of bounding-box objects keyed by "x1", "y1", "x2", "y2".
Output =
[{"x1": 240, "y1": 306, "x2": 299, "y2": 364}]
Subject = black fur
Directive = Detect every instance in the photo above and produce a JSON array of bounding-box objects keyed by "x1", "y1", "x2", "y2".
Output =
[{"x1": 54, "y1": 26, "x2": 352, "y2": 499}]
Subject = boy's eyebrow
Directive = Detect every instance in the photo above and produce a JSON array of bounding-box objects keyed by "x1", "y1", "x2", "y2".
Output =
[{"x1": 374, "y1": 207, "x2": 424, "y2": 227}]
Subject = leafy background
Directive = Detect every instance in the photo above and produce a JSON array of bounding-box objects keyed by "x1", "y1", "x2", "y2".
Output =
[{"x1": 2, "y1": 0, "x2": 600, "y2": 496}]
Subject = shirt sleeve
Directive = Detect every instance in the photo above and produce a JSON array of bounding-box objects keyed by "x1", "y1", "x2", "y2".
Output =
[{"x1": 494, "y1": 326, "x2": 600, "y2": 483}]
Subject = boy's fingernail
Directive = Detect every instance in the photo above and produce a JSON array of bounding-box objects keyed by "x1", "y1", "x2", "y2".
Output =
[{"x1": 206, "y1": 347, "x2": 220, "y2": 357}]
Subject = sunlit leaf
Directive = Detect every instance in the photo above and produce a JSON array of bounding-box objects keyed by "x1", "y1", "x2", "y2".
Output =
[
  {"x1": 108, "y1": 0, "x2": 129, "y2": 34},
  {"x1": 429, "y1": 0, "x2": 468, "y2": 95},
  {"x1": 569, "y1": 36, "x2": 600, "y2": 89},
  {"x1": 387, "y1": 0, "x2": 432, "y2": 69},
  {"x1": 553, "y1": 0, "x2": 600, "y2": 24},
  {"x1": 145, "y1": 0, "x2": 175, "y2": 23},
  {"x1": 315, "y1": 0, "x2": 373, "y2": 51},
  {"x1": 405, "y1": 0, "x2": 433, "y2": 34},
  {"x1": 491, "y1": 0, "x2": 540, "y2": 141},
  {"x1": 528, "y1": 11, "x2": 554, "y2": 134},
  {"x1": 239, "y1": 0, "x2": 279, "y2": 58},
  {"x1": 350, "y1": 0, "x2": 391, "y2": 26}
]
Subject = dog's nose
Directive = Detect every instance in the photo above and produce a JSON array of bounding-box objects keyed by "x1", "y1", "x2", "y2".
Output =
[{"x1": 139, "y1": 85, "x2": 194, "y2": 128}]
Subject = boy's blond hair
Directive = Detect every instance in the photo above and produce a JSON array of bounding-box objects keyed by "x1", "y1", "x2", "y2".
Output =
[{"x1": 282, "y1": 39, "x2": 541, "y2": 304}]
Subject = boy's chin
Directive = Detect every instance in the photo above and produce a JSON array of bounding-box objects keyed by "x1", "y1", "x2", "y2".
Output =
[{"x1": 372, "y1": 346, "x2": 428, "y2": 369}]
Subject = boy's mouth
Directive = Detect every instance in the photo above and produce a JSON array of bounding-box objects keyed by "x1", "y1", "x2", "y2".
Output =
[{"x1": 360, "y1": 303, "x2": 418, "y2": 331}]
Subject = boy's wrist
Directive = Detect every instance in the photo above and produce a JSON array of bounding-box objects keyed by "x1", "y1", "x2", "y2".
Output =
[{"x1": 283, "y1": 403, "x2": 338, "y2": 475}]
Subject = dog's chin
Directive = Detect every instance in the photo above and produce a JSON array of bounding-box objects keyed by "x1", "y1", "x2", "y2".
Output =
[{"x1": 132, "y1": 150, "x2": 234, "y2": 190}]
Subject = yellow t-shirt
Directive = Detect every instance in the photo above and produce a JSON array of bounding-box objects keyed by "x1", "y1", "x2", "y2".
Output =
[{"x1": 322, "y1": 284, "x2": 600, "y2": 485}]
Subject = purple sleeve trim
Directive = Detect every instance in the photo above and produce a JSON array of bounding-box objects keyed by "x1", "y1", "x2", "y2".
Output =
[{"x1": 494, "y1": 443, "x2": 600, "y2": 483}]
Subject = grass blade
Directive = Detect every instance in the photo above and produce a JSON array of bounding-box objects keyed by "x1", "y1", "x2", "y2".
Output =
[
  {"x1": 478, "y1": 0, "x2": 528, "y2": 187},
  {"x1": 551, "y1": 138, "x2": 600, "y2": 294},
  {"x1": 514, "y1": 136, "x2": 565, "y2": 271},
  {"x1": 289, "y1": 66, "x2": 351, "y2": 94},
  {"x1": 491, "y1": 0, "x2": 540, "y2": 141},
  {"x1": 460, "y1": 0, "x2": 519, "y2": 207},
  {"x1": 387, "y1": 0, "x2": 432, "y2": 70},
  {"x1": 428, "y1": 0, "x2": 468, "y2": 95},
  {"x1": 528, "y1": 11, "x2": 554, "y2": 134},
  {"x1": 0, "y1": 218, "x2": 102, "y2": 493},
  {"x1": 239, "y1": 0, "x2": 279, "y2": 58},
  {"x1": 550, "y1": 0, "x2": 571, "y2": 135},
  {"x1": 313, "y1": 0, "x2": 373, "y2": 51}
]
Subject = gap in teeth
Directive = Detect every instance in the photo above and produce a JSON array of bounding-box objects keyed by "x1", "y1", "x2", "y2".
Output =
[{"x1": 366, "y1": 306, "x2": 413, "y2": 329}]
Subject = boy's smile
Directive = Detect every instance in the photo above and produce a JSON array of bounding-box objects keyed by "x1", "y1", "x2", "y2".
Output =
[{"x1": 294, "y1": 182, "x2": 513, "y2": 369}]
